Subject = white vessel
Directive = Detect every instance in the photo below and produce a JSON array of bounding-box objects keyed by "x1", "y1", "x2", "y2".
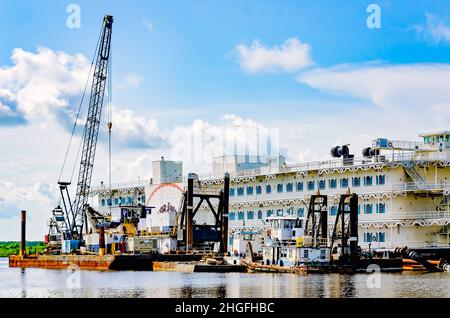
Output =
[
  {"x1": 200, "y1": 131, "x2": 450, "y2": 254},
  {"x1": 91, "y1": 131, "x2": 450, "y2": 256}
]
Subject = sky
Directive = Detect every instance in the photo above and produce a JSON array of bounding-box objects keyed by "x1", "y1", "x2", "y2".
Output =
[{"x1": 0, "y1": 0, "x2": 449, "y2": 240}]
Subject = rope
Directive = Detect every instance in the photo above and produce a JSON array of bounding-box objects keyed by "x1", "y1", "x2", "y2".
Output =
[{"x1": 108, "y1": 46, "x2": 113, "y2": 216}]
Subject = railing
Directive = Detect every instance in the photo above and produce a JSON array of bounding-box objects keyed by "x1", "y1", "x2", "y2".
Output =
[
  {"x1": 336, "y1": 211, "x2": 450, "y2": 224},
  {"x1": 228, "y1": 182, "x2": 449, "y2": 205},
  {"x1": 198, "y1": 151, "x2": 450, "y2": 181},
  {"x1": 361, "y1": 240, "x2": 450, "y2": 249}
]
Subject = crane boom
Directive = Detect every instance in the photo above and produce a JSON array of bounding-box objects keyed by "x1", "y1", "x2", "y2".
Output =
[{"x1": 68, "y1": 15, "x2": 113, "y2": 241}]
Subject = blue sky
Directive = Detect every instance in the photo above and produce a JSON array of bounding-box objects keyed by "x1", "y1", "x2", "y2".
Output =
[
  {"x1": 1, "y1": 1, "x2": 450, "y2": 239},
  {"x1": 1, "y1": 0, "x2": 450, "y2": 123}
]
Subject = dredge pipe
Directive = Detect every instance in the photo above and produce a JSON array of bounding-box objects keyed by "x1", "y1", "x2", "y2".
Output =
[{"x1": 404, "y1": 249, "x2": 442, "y2": 272}]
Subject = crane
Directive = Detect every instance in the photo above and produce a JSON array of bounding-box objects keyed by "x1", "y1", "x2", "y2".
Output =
[{"x1": 51, "y1": 15, "x2": 113, "y2": 244}]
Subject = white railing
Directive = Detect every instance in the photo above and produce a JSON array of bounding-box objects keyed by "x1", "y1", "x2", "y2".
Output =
[
  {"x1": 361, "y1": 241, "x2": 450, "y2": 249},
  {"x1": 199, "y1": 151, "x2": 450, "y2": 181},
  {"x1": 335, "y1": 210, "x2": 450, "y2": 224}
]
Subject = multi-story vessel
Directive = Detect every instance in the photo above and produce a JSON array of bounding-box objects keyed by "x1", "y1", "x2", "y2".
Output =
[{"x1": 91, "y1": 131, "x2": 450, "y2": 254}]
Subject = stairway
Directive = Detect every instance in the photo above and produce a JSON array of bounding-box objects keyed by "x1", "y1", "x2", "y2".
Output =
[{"x1": 403, "y1": 162, "x2": 428, "y2": 188}]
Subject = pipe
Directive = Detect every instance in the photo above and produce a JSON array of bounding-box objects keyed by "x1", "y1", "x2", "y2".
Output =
[
  {"x1": 404, "y1": 249, "x2": 442, "y2": 272},
  {"x1": 99, "y1": 227, "x2": 105, "y2": 256},
  {"x1": 186, "y1": 173, "x2": 194, "y2": 252},
  {"x1": 349, "y1": 194, "x2": 359, "y2": 265},
  {"x1": 20, "y1": 210, "x2": 26, "y2": 257},
  {"x1": 221, "y1": 173, "x2": 230, "y2": 254}
]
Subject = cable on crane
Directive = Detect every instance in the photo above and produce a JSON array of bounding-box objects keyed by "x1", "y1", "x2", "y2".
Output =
[{"x1": 58, "y1": 25, "x2": 103, "y2": 184}]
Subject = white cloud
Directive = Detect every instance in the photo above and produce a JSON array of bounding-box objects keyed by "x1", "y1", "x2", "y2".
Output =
[
  {"x1": 298, "y1": 62, "x2": 450, "y2": 114},
  {"x1": 415, "y1": 13, "x2": 450, "y2": 43},
  {"x1": 0, "y1": 47, "x2": 90, "y2": 122},
  {"x1": 112, "y1": 106, "x2": 161, "y2": 148},
  {"x1": 124, "y1": 73, "x2": 142, "y2": 88},
  {"x1": 142, "y1": 19, "x2": 155, "y2": 33},
  {"x1": 169, "y1": 114, "x2": 278, "y2": 168},
  {"x1": 235, "y1": 37, "x2": 313, "y2": 73}
]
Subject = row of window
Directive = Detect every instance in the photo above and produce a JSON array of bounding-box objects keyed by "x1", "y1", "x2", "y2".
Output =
[
  {"x1": 229, "y1": 175, "x2": 386, "y2": 196},
  {"x1": 229, "y1": 202, "x2": 387, "y2": 221},
  {"x1": 101, "y1": 195, "x2": 145, "y2": 207},
  {"x1": 329, "y1": 203, "x2": 386, "y2": 216},
  {"x1": 363, "y1": 232, "x2": 386, "y2": 243},
  {"x1": 229, "y1": 208, "x2": 306, "y2": 221}
]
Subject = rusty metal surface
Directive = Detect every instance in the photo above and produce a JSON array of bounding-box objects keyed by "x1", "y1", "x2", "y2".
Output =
[{"x1": 9, "y1": 255, "x2": 115, "y2": 270}]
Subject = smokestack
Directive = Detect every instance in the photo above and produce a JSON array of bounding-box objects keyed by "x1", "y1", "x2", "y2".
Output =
[{"x1": 20, "y1": 210, "x2": 26, "y2": 257}]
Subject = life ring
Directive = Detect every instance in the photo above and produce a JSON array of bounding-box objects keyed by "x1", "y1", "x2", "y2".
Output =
[{"x1": 388, "y1": 141, "x2": 393, "y2": 147}]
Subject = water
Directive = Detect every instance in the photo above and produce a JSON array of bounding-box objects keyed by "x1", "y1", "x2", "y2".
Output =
[{"x1": 1, "y1": 258, "x2": 449, "y2": 298}]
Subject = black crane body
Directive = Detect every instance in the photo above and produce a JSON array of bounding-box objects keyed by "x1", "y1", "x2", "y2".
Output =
[{"x1": 56, "y1": 15, "x2": 113, "y2": 242}]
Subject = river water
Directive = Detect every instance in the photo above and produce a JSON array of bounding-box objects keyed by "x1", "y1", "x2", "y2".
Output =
[{"x1": 0, "y1": 258, "x2": 449, "y2": 298}]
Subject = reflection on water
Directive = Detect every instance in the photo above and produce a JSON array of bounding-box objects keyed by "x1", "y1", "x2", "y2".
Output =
[{"x1": 0, "y1": 258, "x2": 449, "y2": 298}]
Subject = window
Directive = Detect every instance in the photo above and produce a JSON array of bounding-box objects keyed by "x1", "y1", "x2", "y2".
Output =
[
  {"x1": 330, "y1": 206, "x2": 337, "y2": 216},
  {"x1": 352, "y1": 177, "x2": 361, "y2": 187},
  {"x1": 329, "y1": 179, "x2": 337, "y2": 189},
  {"x1": 364, "y1": 204, "x2": 373, "y2": 214},
  {"x1": 141, "y1": 195, "x2": 145, "y2": 203},
  {"x1": 303, "y1": 249, "x2": 309, "y2": 258},
  {"x1": 266, "y1": 210, "x2": 273, "y2": 218},
  {"x1": 238, "y1": 212, "x2": 245, "y2": 220},
  {"x1": 296, "y1": 182, "x2": 304, "y2": 192},
  {"x1": 237, "y1": 187, "x2": 244, "y2": 196},
  {"x1": 307, "y1": 181, "x2": 315, "y2": 191},
  {"x1": 276, "y1": 209, "x2": 283, "y2": 216},
  {"x1": 340, "y1": 178, "x2": 349, "y2": 188},
  {"x1": 257, "y1": 210, "x2": 263, "y2": 219},
  {"x1": 286, "y1": 183, "x2": 293, "y2": 192},
  {"x1": 120, "y1": 197, "x2": 125, "y2": 205},
  {"x1": 364, "y1": 176, "x2": 373, "y2": 186},
  {"x1": 101, "y1": 199, "x2": 105, "y2": 206},
  {"x1": 266, "y1": 185, "x2": 272, "y2": 194},
  {"x1": 364, "y1": 233, "x2": 373, "y2": 242},
  {"x1": 277, "y1": 184, "x2": 283, "y2": 193},
  {"x1": 114, "y1": 198, "x2": 119, "y2": 206},
  {"x1": 377, "y1": 203, "x2": 386, "y2": 214},
  {"x1": 247, "y1": 211, "x2": 254, "y2": 220},
  {"x1": 297, "y1": 208, "x2": 305, "y2": 218},
  {"x1": 256, "y1": 185, "x2": 262, "y2": 195},
  {"x1": 377, "y1": 175, "x2": 386, "y2": 185},
  {"x1": 229, "y1": 188, "x2": 235, "y2": 196},
  {"x1": 247, "y1": 186, "x2": 254, "y2": 195},
  {"x1": 229, "y1": 212, "x2": 236, "y2": 221},
  {"x1": 319, "y1": 180, "x2": 326, "y2": 190},
  {"x1": 127, "y1": 196, "x2": 132, "y2": 204},
  {"x1": 377, "y1": 232, "x2": 385, "y2": 242},
  {"x1": 107, "y1": 198, "x2": 112, "y2": 206}
]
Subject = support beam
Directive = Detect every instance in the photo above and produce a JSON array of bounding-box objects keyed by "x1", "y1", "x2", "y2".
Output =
[
  {"x1": 20, "y1": 210, "x2": 26, "y2": 257},
  {"x1": 99, "y1": 226, "x2": 105, "y2": 256},
  {"x1": 221, "y1": 173, "x2": 230, "y2": 254},
  {"x1": 349, "y1": 193, "x2": 359, "y2": 265},
  {"x1": 186, "y1": 173, "x2": 194, "y2": 251}
]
